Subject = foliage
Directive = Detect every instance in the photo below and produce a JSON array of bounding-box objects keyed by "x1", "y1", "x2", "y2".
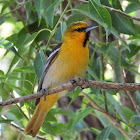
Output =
[{"x1": 0, "y1": 0, "x2": 140, "y2": 140}]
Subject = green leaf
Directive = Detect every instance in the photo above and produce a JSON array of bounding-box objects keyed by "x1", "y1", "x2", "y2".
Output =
[
  {"x1": 34, "y1": 49, "x2": 46, "y2": 81},
  {"x1": 34, "y1": 0, "x2": 42, "y2": 21},
  {"x1": 95, "y1": 110, "x2": 111, "y2": 127},
  {"x1": 131, "y1": 115, "x2": 140, "y2": 124},
  {"x1": 45, "y1": 111, "x2": 57, "y2": 123},
  {"x1": 0, "y1": 17, "x2": 5, "y2": 25},
  {"x1": 107, "y1": 94, "x2": 129, "y2": 123},
  {"x1": 0, "y1": 70, "x2": 5, "y2": 78},
  {"x1": 51, "y1": 108, "x2": 75, "y2": 118},
  {"x1": 96, "y1": 126, "x2": 111, "y2": 140},
  {"x1": 107, "y1": 46, "x2": 122, "y2": 82},
  {"x1": 126, "y1": 44, "x2": 140, "y2": 59},
  {"x1": 0, "y1": 83, "x2": 9, "y2": 101},
  {"x1": 25, "y1": 1, "x2": 36, "y2": 24},
  {"x1": 66, "y1": 13, "x2": 85, "y2": 25},
  {"x1": 14, "y1": 66, "x2": 35, "y2": 73},
  {"x1": 69, "y1": 107, "x2": 94, "y2": 128},
  {"x1": 75, "y1": 4, "x2": 127, "y2": 48},
  {"x1": 89, "y1": 0, "x2": 112, "y2": 37},
  {"x1": 2, "y1": 42, "x2": 21, "y2": 58},
  {"x1": 41, "y1": 122, "x2": 56, "y2": 135},
  {"x1": 69, "y1": 88, "x2": 81, "y2": 106},
  {"x1": 125, "y1": 2, "x2": 140, "y2": 13},
  {"x1": 55, "y1": 21, "x2": 67, "y2": 42},
  {"x1": 6, "y1": 32, "x2": 38, "y2": 78},
  {"x1": 110, "y1": 27, "x2": 128, "y2": 49},
  {"x1": 87, "y1": 66, "x2": 100, "y2": 81},
  {"x1": 0, "y1": 119, "x2": 13, "y2": 123},
  {"x1": 111, "y1": 12, "x2": 136, "y2": 35},
  {"x1": 45, "y1": 0, "x2": 63, "y2": 27}
]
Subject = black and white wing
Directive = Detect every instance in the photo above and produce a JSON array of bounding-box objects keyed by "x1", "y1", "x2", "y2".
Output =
[{"x1": 35, "y1": 43, "x2": 62, "y2": 105}]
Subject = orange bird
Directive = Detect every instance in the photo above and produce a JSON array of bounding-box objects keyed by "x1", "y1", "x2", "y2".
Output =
[{"x1": 24, "y1": 21, "x2": 98, "y2": 137}]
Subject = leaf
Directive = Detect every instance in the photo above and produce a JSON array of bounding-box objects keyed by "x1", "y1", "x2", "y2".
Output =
[
  {"x1": 89, "y1": 0, "x2": 112, "y2": 38},
  {"x1": 126, "y1": 44, "x2": 140, "y2": 59},
  {"x1": 2, "y1": 42, "x2": 21, "y2": 58},
  {"x1": 107, "y1": 46, "x2": 122, "y2": 82},
  {"x1": 108, "y1": 0, "x2": 136, "y2": 35},
  {"x1": 75, "y1": 4, "x2": 128, "y2": 48},
  {"x1": 45, "y1": 111, "x2": 57, "y2": 123},
  {"x1": 95, "y1": 110, "x2": 111, "y2": 127},
  {"x1": 34, "y1": 0, "x2": 42, "y2": 21},
  {"x1": 96, "y1": 126, "x2": 111, "y2": 140},
  {"x1": 125, "y1": 2, "x2": 140, "y2": 13},
  {"x1": 87, "y1": 66, "x2": 100, "y2": 81},
  {"x1": 34, "y1": 49, "x2": 46, "y2": 81},
  {"x1": 41, "y1": 122, "x2": 56, "y2": 135},
  {"x1": 66, "y1": 13, "x2": 86, "y2": 25},
  {"x1": 55, "y1": 21, "x2": 67, "y2": 42},
  {"x1": 25, "y1": 1, "x2": 36, "y2": 24},
  {"x1": 0, "y1": 70, "x2": 5, "y2": 78},
  {"x1": 69, "y1": 107, "x2": 94, "y2": 128},
  {"x1": 13, "y1": 66, "x2": 35, "y2": 73},
  {"x1": 131, "y1": 115, "x2": 140, "y2": 124},
  {"x1": 51, "y1": 108, "x2": 75, "y2": 118},
  {"x1": 69, "y1": 88, "x2": 81, "y2": 106},
  {"x1": 0, "y1": 83, "x2": 9, "y2": 101},
  {"x1": 0, "y1": 119, "x2": 13, "y2": 124},
  {"x1": 0, "y1": 17, "x2": 5, "y2": 25},
  {"x1": 6, "y1": 32, "x2": 38, "y2": 78},
  {"x1": 107, "y1": 94, "x2": 129, "y2": 123},
  {"x1": 45, "y1": 0, "x2": 63, "y2": 27},
  {"x1": 111, "y1": 12, "x2": 136, "y2": 35}
]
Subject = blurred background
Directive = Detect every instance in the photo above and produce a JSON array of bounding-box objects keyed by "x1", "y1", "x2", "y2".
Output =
[{"x1": 0, "y1": 0, "x2": 140, "y2": 140}]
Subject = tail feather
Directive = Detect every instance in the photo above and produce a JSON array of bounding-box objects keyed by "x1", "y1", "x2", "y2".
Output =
[{"x1": 24, "y1": 93, "x2": 59, "y2": 137}]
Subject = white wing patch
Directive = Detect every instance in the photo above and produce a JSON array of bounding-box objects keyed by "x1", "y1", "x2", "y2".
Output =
[{"x1": 43, "y1": 48, "x2": 60, "y2": 72}]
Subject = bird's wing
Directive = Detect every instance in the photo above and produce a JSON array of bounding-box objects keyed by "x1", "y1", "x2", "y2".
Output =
[{"x1": 35, "y1": 43, "x2": 62, "y2": 106}]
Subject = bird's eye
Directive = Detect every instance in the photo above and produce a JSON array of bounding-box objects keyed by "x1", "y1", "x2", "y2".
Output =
[{"x1": 75, "y1": 28, "x2": 85, "y2": 32}]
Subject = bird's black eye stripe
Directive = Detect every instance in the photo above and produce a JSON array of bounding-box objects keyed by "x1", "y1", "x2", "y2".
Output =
[{"x1": 74, "y1": 27, "x2": 85, "y2": 32}]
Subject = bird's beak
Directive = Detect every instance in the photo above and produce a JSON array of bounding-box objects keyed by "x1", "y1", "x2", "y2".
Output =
[{"x1": 85, "y1": 25, "x2": 98, "y2": 33}]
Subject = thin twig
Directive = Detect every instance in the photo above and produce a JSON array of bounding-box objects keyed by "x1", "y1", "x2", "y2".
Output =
[
  {"x1": 81, "y1": 91, "x2": 131, "y2": 139},
  {"x1": 0, "y1": 0, "x2": 32, "y2": 18},
  {"x1": 104, "y1": 5, "x2": 140, "y2": 21},
  {"x1": 78, "y1": 0, "x2": 140, "y2": 22},
  {"x1": 9, "y1": 92, "x2": 29, "y2": 120},
  {"x1": 131, "y1": 130, "x2": 140, "y2": 140},
  {"x1": 82, "y1": 100, "x2": 137, "y2": 132},
  {"x1": 121, "y1": 68, "x2": 140, "y2": 117},
  {"x1": 1, "y1": 115, "x2": 48, "y2": 140},
  {"x1": 125, "y1": 91, "x2": 140, "y2": 117},
  {"x1": 0, "y1": 77, "x2": 140, "y2": 107}
]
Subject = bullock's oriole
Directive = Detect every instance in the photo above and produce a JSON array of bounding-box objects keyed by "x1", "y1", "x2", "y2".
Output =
[{"x1": 24, "y1": 21, "x2": 98, "y2": 137}]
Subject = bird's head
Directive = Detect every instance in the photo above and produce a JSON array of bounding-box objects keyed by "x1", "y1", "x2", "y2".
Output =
[{"x1": 62, "y1": 21, "x2": 98, "y2": 47}]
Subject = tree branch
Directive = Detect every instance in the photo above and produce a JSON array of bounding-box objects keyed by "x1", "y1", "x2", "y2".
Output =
[
  {"x1": 0, "y1": 77, "x2": 140, "y2": 107},
  {"x1": 81, "y1": 91, "x2": 131, "y2": 139},
  {"x1": 0, "y1": 0, "x2": 32, "y2": 18},
  {"x1": 78, "y1": 0, "x2": 140, "y2": 22},
  {"x1": 131, "y1": 130, "x2": 140, "y2": 140},
  {"x1": 104, "y1": 5, "x2": 140, "y2": 21},
  {"x1": 1, "y1": 115, "x2": 48, "y2": 140}
]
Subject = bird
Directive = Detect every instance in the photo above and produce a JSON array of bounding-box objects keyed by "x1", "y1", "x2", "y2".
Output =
[{"x1": 24, "y1": 21, "x2": 98, "y2": 137}]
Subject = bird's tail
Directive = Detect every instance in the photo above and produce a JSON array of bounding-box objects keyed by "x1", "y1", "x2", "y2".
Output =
[{"x1": 24, "y1": 93, "x2": 59, "y2": 137}]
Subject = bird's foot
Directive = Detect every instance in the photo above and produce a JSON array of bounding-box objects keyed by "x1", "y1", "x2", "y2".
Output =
[
  {"x1": 69, "y1": 76, "x2": 81, "y2": 92},
  {"x1": 79, "y1": 77, "x2": 89, "y2": 90},
  {"x1": 40, "y1": 88, "x2": 48, "y2": 101}
]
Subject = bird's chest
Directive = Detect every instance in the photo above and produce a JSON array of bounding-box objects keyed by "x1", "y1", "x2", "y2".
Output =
[
  {"x1": 54, "y1": 44, "x2": 89, "y2": 82},
  {"x1": 43, "y1": 43, "x2": 89, "y2": 88}
]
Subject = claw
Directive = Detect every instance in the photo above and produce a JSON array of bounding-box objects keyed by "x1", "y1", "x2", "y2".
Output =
[
  {"x1": 40, "y1": 88, "x2": 48, "y2": 101},
  {"x1": 80, "y1": 77, "x2": 89, "y2": 90},
  {"x1": 70, "y1": 76, "x2": 80, "y2": 91}
]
